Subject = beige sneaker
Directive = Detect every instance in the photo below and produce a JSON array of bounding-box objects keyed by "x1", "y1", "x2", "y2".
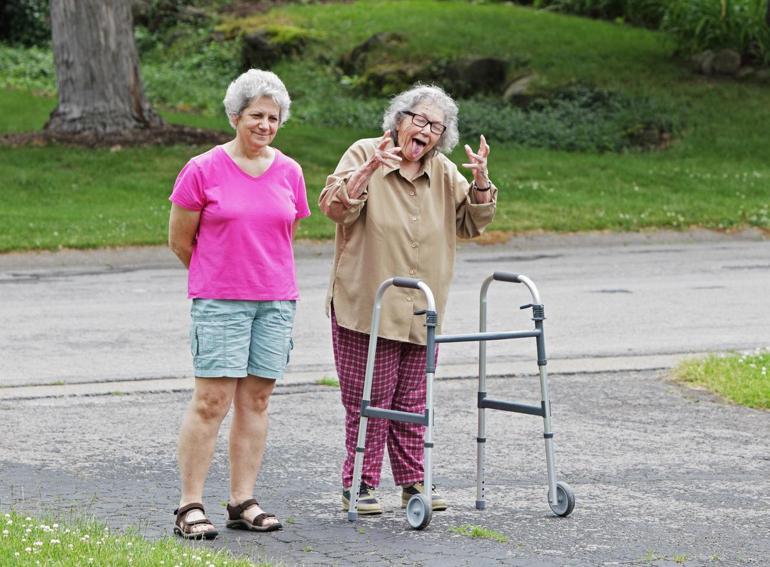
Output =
[
  {"x1": 401, "y1": 482, "x2": 447, "y2": 511},
  {"x1": 342, "y1": 483, "x2": 383, "y2": 515}
]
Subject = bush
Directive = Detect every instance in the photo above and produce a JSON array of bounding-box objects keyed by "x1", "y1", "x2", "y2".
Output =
[
  {"x1": 498, "y1": 0, "x2": 669, "y2": 28},
  {"x1": 457, "y1": 87, "x2": 683, "y2": 152},
  {"x1": 662, "y1": 0, "x2": 770, "y2": 64},
  {"x1": 0, "y1": 0, "x2": 50, "y2": 47},
  {"x1": 288, "y1": 82, "x2": 684, "y2": 153},
  {"x1": 0, "y1": 44, "x2": 55, "y2": 94},
  {"x1": 141, "y1": 32, "x2": 242, "y2": 114},
  {"x1": 132, "y1": 0, "x2": 212, "y2": 34}
]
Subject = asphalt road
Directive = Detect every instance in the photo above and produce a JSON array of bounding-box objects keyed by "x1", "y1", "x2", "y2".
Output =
[
  {"x1": 1, "y1": 229, "x2": 768, "y2": 566},
  {"x1": 1, "y1": 228, "x2": 768, "y2": 396}
]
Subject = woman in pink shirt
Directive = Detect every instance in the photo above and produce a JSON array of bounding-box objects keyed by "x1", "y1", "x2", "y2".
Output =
[{"x1": 168, "y1": 69, "x2": 310, "y2": 539}]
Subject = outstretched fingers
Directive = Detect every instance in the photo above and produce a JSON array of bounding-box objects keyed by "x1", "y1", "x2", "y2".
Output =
[
  {"x1": 479, "y1": 134, "x2": 490, "y2": 158},
  {"x1": 374, "y1": 131, "x2": 401, "y2": 168}
]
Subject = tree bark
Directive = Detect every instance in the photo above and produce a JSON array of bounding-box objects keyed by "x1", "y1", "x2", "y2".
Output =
[{"x1": 45, "y1": 0, "x2": 163, "y2": 135}]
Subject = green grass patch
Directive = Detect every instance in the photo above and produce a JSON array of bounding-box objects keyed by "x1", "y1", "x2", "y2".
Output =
[
  {"x1": 316, "y1": 376, "x2": 340, "y2": 388},
  {"x1": 449, "y1": 524, "x2": 509, "y2": 543},
  {"x1": 0, "y1": 511, "x2": 263, "y2": 566},
  {"x1": 1, "y1": 87, "x2": 769, "y2": 251},
  {"x1": 280, "y1": 0, "x2": 679, "y2": 88},
  {"x1": 2, "y1": 0, "x2": 770, "y2": 251},
  {"x1": 0, "y1": 91, "x2": 360, "y2": 251},
  {"x1": 673, "y1": 349, "x2": 770, "y2": 409}
]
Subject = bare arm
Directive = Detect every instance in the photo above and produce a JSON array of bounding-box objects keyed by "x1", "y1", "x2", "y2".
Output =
[{"x1": 168, "y1": 203, "x2": 201, "y2": 269}]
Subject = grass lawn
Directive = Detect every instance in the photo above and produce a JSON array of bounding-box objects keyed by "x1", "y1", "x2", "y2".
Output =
[
  {"x1": 0, "y1": 511, "x2": 263, "y2": 567},
  {"x1": 1, "y1": 0, "x2": 769, "y2": 252},
  {"x1": 673, "y1": 350, "x2": 770, "y2": 410}
]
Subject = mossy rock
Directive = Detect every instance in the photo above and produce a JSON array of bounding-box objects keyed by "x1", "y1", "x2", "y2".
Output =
[
  {"x1": 240, "y1": 24, "x2": 320, "y2": 70},
  {"x1": 356, "y1": 62, "x2": 433, "y2": 97},
  {"x1": 338, "y1": 32, "x2": 407, "y2": 75},
  {"x1": 339, "y1": 33, "x2": 522, "y2": 98}
]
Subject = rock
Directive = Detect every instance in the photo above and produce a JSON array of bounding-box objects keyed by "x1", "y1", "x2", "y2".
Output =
[
  {"x1": 339, "y1": 34, "x2": 512, "y2": 98},
  {"x1": 440, "y1": 57, "x2": 509, "y2": 97},
  {"x1": 712, "y1": 48, "x2": 742, "y2": 76},
  {"x1": 357, "y1": 62, "x2": 430, "y2": 97},
  {"x1": 242, "y1": 31, "x2": 279, "y2": 70},
  {"x1": 240, "y1": 25, "x2": 314, "y2": 71},
  {"x1": 754, "y1": 68, "x2": 770, "y2": 82},
  {"x1": 690, "y1": 50, "x2": 715, "y2": 75},
  {"x1": 503, "y1": 73, "x2": 537, "y2": 104},
  {"x1": 338, "y1": 32, "x2": 406, "y2": 75},
  {"x1": 736, "y1": 66, "x2": 755, "y2": 79}
]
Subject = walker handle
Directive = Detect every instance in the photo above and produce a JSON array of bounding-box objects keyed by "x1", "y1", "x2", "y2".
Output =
[
  {"x1": 492, "y1": 272, "x2": 522, "y2": 283},
  {"x1": 392, "y1": 277, "x2": 422, "y2": 289}
]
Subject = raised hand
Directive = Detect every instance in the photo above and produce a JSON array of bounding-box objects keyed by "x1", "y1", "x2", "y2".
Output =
[
  {"x1": 366, "y1": 131, "x2": 402, "y2": 172},
  {"x1": 462, "y1": 134, "x2": 491, "y2": 188},
  {"x1": 346, "y1": 132, "x2": 402, "y2": 199}
]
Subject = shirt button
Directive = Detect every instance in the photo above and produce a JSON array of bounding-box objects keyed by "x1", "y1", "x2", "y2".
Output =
[
  {"x1": 406, "y1": 297, "x2": 413, "y2": 302},
  {"x1": 409, "y1": 269, "x2": 416, "y2": 275},
  {"x1": 411, "y1": 242, "x2": 418, "y2": 248},
  {"x1": 410, "y1": 191, "x2": 416, "y2": 196},
  {"x1": 411, "y1": 216, "x2": 418, "y2": 222}
]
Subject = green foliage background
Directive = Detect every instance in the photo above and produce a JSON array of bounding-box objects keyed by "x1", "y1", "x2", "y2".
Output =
[{"x1": 0, "y1": 0, "x2": 769, "y2": 251}]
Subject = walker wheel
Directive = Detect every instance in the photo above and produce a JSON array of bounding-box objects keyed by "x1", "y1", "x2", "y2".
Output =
[
  {"x1": 548, "y1": 481, "x2": 575, "y2": 517},
  {"x1": 406, "y1": 494, "x2": 432, "y2": 530}
]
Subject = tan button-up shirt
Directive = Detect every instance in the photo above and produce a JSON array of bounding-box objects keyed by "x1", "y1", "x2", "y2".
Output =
[{"x1": 319, "y1": 137, "x2": 498, "y2": 345}]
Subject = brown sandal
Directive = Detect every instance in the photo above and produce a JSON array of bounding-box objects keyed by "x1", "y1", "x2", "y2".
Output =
[
  {"x1": 226, "y1": 498, "x2": 282, "y2": 532},
  {"x1": 173, "y1": 502, "x2": 219, "y2": 540}
]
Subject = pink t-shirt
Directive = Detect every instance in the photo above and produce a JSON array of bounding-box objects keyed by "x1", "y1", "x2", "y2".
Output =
[{"x1": 169, "y1": 145, "x2": 310, "y2": 300}]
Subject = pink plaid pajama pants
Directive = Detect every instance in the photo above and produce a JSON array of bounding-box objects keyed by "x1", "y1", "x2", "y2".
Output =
[{"x1": 332, "y1": 309, "x2": 437, "y2": 489}]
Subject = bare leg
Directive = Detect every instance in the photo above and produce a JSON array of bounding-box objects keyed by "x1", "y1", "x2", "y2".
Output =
[
  {"x1": 228, "y1": 375, "x2": 279, "y2": 528},
  {"x1": 177, "y1": 377, "x2": 237, "y2": 534}
]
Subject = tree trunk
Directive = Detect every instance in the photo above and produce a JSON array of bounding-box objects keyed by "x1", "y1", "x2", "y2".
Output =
[{"x1": 45, "y1": 0, "x2": 163, "y2": 135}]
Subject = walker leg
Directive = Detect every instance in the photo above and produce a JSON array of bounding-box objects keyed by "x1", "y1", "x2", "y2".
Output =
[
  {"x1": 476, "y1": 287, "x2": 488, "y2": 510},
  {"x1": 348, "y1": 415, "x2": 369, "y2": 522},
  {"x1": 538, "y1": 364, "x2": 559, "y2": 507},
  {"x1": 476, "y1": 405, "x2": 486, "y2": 510}
]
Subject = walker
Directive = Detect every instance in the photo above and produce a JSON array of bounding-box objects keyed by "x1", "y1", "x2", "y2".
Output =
[{"x1": 347, "y1": 273, "x2": 575, "y2": 530}]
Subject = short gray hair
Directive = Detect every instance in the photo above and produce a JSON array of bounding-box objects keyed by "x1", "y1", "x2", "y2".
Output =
[
  {"x1": 223, "y1": 69, "x2": 291, "y2": 129},
  {"x1": 381, "y1": 84, "x2": 459, "y2": 154}
]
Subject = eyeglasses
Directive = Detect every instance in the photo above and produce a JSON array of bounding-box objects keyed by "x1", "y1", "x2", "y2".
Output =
[{"x1": 403, "y1": 111, "x2": 446, "y2": 135}]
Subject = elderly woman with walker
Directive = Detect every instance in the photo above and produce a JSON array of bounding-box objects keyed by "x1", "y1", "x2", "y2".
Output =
[
  {"x1": 319, "y1": 84, "x2": 497, "y2": 515},
  {"x1": 168, "y1": 69, "x2": 310, "y2": 539}
]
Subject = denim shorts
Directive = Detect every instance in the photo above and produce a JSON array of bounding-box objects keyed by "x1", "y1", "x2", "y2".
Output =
[{"x1": 190, "y1": 299, "x2": 296, "y2": 379}]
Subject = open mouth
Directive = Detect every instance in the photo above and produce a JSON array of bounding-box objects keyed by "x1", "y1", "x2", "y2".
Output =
[{"x1": 408, "y1": 138, "x2": 427, "y2": 159}]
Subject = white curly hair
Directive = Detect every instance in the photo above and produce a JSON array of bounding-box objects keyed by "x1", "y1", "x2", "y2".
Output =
[
  {"x1": 223, "y1": 69, "x2": 291, "y2": 129},
  {"x1": 381, "y1": 84, "x2": 459, "y2": 154}
]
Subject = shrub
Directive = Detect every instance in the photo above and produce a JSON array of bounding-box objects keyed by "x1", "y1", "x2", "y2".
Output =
[
  {"x1": 132, "y1": 0, "x2": 212, "y2": 34},
  {"x1": 141, "y1": 33, "x2": 242, "y2": 114},
  {"x1": 0, "y1": 0, "x2": 50, "y2": 47},
  {"x1": 498, "y1": 0, "x2": 670, "y2": 28},
  {"x1": 288, "y1": 84, "x2": 683, "y2": 153},
  {"x1": 662, "y1": 0, "x2": 770, "y2": 64},
  {"x1": 457, "y1": 85, "x2": 683, "y2": 152},
  {"x1": 0, "y1": 44, "x2": 55, "y2": 94}
]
